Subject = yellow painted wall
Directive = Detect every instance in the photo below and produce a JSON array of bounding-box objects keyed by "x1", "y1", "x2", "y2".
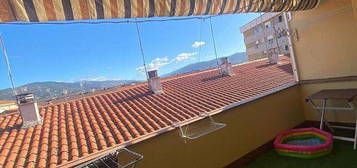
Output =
[
  {"x1": 128, "y1": 86, "x2": 304, "y2": 168},
  {"x1": 352, "y1": 0, "x2": 357, "y2": 26},
  {"x1": 290, "y1": 0, "x2": 357, "y2": 80},
  {"x1": 289, "y1": 0, "x2": 357, "y2": 123}
]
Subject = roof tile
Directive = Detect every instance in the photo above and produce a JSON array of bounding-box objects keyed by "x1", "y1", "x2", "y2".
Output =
[{"x1": 0, "y1": 57, "x2": 294, "y2": 167}]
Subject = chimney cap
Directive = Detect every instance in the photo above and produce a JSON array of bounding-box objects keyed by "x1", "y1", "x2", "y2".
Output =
[
  {"x1": 220, "y1": 57, "x2": 229, "y2": 64},
  {"x1": 16, "y1": 93, "x2": 35, "y2": 104},
  {"x1": 147, "y1": 70, "x2": 158, "y2": 78}
]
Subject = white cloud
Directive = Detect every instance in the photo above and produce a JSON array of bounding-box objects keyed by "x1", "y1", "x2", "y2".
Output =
[
  {"x1": 192, "y1": 41, "x2": 205, "y2": 48},
  {"x1": 205, "y1": 55, "x2": 215, "y2": 59},
  {"x1": 136, "y1": 52, "x2": 199, "y2": 74},
  {"x1": 174, "y1": 52, "x2": 197, "y2": 62},
  {"x1": 76, "y1": 76, "x2": 120, "y2": 82},
  {"x1": 136, "y1": 57, "x2": 171, "y2": 73}
]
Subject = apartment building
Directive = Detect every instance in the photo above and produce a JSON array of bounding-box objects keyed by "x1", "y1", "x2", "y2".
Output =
[{"x1": 240, "y1": 12, "x2": 291, "y2": 61}]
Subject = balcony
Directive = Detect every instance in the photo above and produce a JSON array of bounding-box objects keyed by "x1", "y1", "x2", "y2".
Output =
[{"x1": 0, "y1": 0, "x2": 355, "y2": 168}]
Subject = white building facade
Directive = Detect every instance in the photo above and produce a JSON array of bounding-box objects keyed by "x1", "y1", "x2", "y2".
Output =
[{"x1": 240, "y1": 13, "x2": 292, "y2": 61}]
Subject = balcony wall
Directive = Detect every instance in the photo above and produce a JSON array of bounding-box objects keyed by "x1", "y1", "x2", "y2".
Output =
[
  {"x1": 352, "y1": 0, "x2": 357, "y2": 26},
  {"x1": 291, "y1": 0, "x2": 357, "y2": 80},
  {"x1": 290, "y1": 0, "x2": 357, "y2": 123},
  {"x1": 128, "y1": 85, "x2": 304, "y2": 168},
  {"x1": 300, "y1": 81, "x2": 357, "y2": 123}
]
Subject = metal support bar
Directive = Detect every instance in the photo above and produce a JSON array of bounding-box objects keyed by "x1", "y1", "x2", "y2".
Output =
[
  {"x1": 283, "y1": 12, "x2": 299, "y2": 82},
  {"x1": 307, "y1": 98, "x2": 357, "y2": 150},
  {"x1": 333, "y1": 136, "x2": 355, "y2": 142},
  {"x1": 308, "y1": 99, "x2": 334, "y2": 132},
  {"x1": 312, "y1": 107, "x2": 354, "y2": 111},
  {"x1": 118, "y1": 148, "x2": 144, "y2": 168},
  {"x1": 75, "y1": 148, "x2": 143, "y2": 168},
  {"x1": 330, "y1": 125, "x2": 355, "y2": 130},
  {"x1": 178, "y1": 112, "x2": 226, "y2": 140},
  {"x1": 349, "y1": 101, "x2": 357, "y2": 150},
  {"x1": 320, "y1": 99, "x2": 326, "y2": 129}
]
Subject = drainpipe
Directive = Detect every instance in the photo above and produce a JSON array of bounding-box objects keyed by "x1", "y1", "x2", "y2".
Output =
[{"x1": 283, "y1": 12, "x2": 300, "y2": 82}]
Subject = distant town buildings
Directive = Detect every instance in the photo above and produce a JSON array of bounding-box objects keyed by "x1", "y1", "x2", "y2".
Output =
[
  {"x1": 0, "y1": 100, "x2": 17, "y2": 113},
  {"x1": 240, "y1": 12, "x2": 291, "y2": 61}
]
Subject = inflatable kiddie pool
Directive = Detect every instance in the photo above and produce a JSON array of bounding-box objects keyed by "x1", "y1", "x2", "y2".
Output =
[{"x1": 274, "y1": 127, "x2": 333, "y2": 159}]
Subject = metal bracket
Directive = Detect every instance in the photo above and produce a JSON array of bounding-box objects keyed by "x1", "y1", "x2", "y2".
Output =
[
  {"x1": 177, "y1": 112, "x2": 226, "y2": 140},
  {"x1": 75, "y1": 148, "x2": 143, "y2": 168}
]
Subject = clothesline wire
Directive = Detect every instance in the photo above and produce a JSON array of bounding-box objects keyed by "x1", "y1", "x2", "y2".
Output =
[
  {"x1": 0, "y1": 34, "x2": 17, "y2": 97},
  {"x1": 208, "y1": 17, "x2": 221, "y2": 74},
  {"x1": 135, "y1": 20, "x2": 149, "y2": 81}
]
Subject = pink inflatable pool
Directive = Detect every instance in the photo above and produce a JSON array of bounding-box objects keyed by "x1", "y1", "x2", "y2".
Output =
[{"x1": 274, "y1": 127, "x2": 333, "y2": 159}]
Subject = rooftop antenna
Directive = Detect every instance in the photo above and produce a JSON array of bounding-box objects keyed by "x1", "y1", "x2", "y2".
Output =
[
  {"x1": 80, "y1": 80, "x2": 84, "y2": 92},
  {"x1": 0, "y1": 34, "x2": 17, "y2": 97}
]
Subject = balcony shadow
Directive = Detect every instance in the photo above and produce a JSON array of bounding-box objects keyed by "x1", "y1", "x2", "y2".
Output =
[
  {"x1": 0, "y1": 124, "x2": 22, "y2": 134},
  {"x1": 277, "y1": 64, "x2": 293, "y2": 75},
  {"x1": 114, "y1": 91, "x2": 152, "y2": 104},
  {"x1": 201, "y1": 75, "x2": 223, "y2": 82},
  {"x1": 255, "y1": 63, "x2": 274, "y2": 69}
]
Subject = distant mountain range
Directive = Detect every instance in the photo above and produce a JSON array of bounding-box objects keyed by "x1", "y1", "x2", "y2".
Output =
[
  {"x1": 163, "y1": 52, "x2": 247, "y2": 77},
  {"x1": 0, "y1": 80, "x2": 138, "y2": 101}
]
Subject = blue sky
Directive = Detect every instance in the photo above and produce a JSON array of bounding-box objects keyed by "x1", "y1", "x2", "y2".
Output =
[{"x1": 0, "y1": 13, "x2": 259, "y2": 89}]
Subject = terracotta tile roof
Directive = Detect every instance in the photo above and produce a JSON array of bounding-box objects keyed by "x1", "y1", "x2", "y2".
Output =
[
  {"x1": 0, "y1": 57, "x2": 294, "y2": 168},
  {"x1": 0, "y1": 100, "x2": 16, "y2": 105}
]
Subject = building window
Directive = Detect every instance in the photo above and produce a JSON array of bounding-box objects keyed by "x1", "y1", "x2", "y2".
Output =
[
  {"x1": 267, "y1": 35, "x2": 274, "y2": 44},
  {"x1": 253, "y1": 25, "x2": 263, "y2": 34},
  {"x1": 264, "y1": 21, "x2": 272, "y2": 29},
  {"x1": 278, "y1": 15, "x2": 283, "y2": 23},
  {"x1": 255, "y1": 41, "x2": 259, "y2": 48}
]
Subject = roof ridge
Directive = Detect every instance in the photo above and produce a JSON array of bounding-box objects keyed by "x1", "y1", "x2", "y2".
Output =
[{"x1": 38, "y1": 59, "x2": 269, "y2": 108}]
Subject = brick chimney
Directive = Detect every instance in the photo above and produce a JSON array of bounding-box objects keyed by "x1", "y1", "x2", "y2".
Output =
[
  {"x1": 147, "y1": 70, "x2": 164, "y2": 94},
  {"x1": 16, "y1": 93, "x2": 42, "y2": 128},
  {"x1": 220, "y1": 57, "x2": 234, "y2": 76}
]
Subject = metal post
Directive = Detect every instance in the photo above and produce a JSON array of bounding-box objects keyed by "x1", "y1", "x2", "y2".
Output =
[
  {"x1": 283, "y1": 12, "x2": 300, "y2": 82},
  {"x1": 320, "y1": 99, "x2": 327, "y2": 130},
  {"x1": 308, "y1": 99, "x2": 334, "y2": 132},
  {"x1": 349, "y1": 101, "x2": 357, "y2": 150}
]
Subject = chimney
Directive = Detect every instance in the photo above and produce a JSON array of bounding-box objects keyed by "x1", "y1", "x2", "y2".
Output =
[
  {"x1": 16, "y1": 93, "x2": 42, "y2": 128},
  {"x1": 220, "y1": 57, "x2": 234, "y2": 76},
  {"x1": 147, "y1": 70, "x2": 164, "y2": 94},
  {"x1": 268, "y1": 49, "x2": 279, "y2": 64}
]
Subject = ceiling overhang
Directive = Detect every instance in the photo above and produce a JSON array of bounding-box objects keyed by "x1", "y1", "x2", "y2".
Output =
[{"x1": 0, "y1": 0, "x2": 319, "y2": 23}]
